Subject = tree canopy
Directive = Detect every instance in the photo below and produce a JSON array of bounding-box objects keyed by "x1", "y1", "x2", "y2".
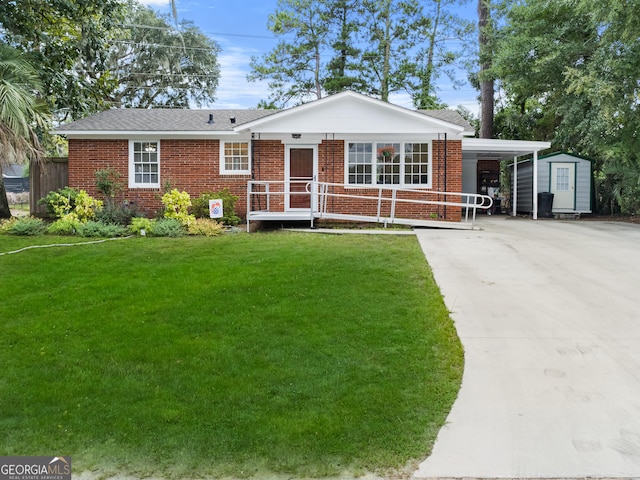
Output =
[
  {"x1": 491, "y1": 0, "x2": 640, "y2": 213},
  {"x1": 108, "y1": 2, "x2": 220, "y2": 109},
  {"x1": 249, "y1": 0, "x2": 472, "y2": 107},
  {"x1": 0, "y1": 0, "x2": 220, "y2": 118},
  {"x1": 0, "y1": 0, "x2": 125, "y2": 119}
]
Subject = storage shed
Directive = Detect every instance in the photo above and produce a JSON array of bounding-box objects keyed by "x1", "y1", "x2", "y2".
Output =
[{"x1": 510, "y1": 152, "x2": 593, "y2": 217}]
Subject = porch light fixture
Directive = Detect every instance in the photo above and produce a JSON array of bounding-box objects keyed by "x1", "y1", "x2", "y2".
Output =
[
  {"x1": 208, "y1": 114, "x2": 215, "y2": 124},
  {"x1": 292, "y1": 133, "x2": 301, "y2": 139}
]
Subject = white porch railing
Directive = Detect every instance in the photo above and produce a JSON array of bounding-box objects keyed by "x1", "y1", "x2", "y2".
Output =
[{"x1": 247, "y1": 180, "x2": 493, "y2": 231}]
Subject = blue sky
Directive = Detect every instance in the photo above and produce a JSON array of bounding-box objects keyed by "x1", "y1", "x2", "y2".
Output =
[{"x1": 139, "y1": 0, "x2": 480, "y2": 113}]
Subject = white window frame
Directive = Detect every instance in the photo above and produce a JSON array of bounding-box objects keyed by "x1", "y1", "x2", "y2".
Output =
[
  {"x1": 129, "y1": 140, "x2": 160, "y2": 189},
  {"x1": 344, "y1": 140, "x2": 433, "y2": 188},
  {"x1": 220, "y1": 140, "x2": 251, "y2": 175}
]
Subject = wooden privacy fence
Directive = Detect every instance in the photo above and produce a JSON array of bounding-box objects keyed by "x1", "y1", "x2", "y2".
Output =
[{"x1": 30, "y1": 157, "x2": 68, "y2": 217}]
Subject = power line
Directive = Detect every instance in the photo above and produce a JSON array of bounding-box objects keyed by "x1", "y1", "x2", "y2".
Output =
[
  {"x1": 111, "y1": 40, "x2": 216, "y2": 53},
  {"x1": 121, "y1": 23, "x2": 278, "y2": 40}
]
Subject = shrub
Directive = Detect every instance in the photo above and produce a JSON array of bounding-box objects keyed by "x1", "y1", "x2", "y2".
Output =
[
  {"x1": 76, "y1": 221, "x2": 129, "y2": 238},
  {"x1": 95, "y1": 167, "x2": 124, "y2": 201},
  {"x1": 39, "y1": 187, "x2": 79, "y2": 219},
  {"x1": 191, "y1": 188, "x2": 241, "y2": 225},
  {"x1": 188, "y1": 218, "x2": 225, "y2": 237},
  {"x1": 48, "y1": 214, "x2": 82, "y2": 235},
  {"x1": 151, "y1": 218, "x2": 185, "y2": 237},
  {"x1": 38, "y1": 187, "x2": 102, "y2": 221},
  {"x1": 1, "y1": 217, "x2": 47, "y2": 236},
  {"x1": 74, "y1": 190, "x2": 103, "y2": 222},
  {"x1": 130, "y1": 217, "x2": 155, "y2": 236},
  {"x1": 95, "y1": 200, "x2": 144, "y2": 226},
  {"x1": 161, "y1": 189, "x2": 195, "y2": 226}
]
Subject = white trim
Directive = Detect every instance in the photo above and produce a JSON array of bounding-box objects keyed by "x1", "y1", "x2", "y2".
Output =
[
  {"x1": 462, "y1": 138, "x2": 551, "y2": 152},
  {"x1": 285, "y1": 144, "x2": 318, "y2": 211},
  {"x1": 234, "y1": 91, "x2": 465, "y2": 134},
  {"x1": 219, "y1": 140, "x2": 251, "y2": 175},
  {"x1": 129, "y1": 140, "x2": 160, "y2": 189},
  {"x1": 343, "y1": 139, "x2": 433, "y2": 189}
]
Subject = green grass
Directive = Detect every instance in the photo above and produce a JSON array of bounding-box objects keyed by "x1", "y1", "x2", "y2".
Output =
[{"x1": 0, "y1": 232, "x2": 463, "y2": 479}]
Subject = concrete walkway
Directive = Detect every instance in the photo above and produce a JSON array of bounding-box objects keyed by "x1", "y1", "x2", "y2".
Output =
[{"x1": 413, "y1": 217, "x2": 640, "y2": 478}]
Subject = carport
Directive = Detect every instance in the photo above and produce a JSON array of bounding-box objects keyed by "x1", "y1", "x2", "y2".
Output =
[{"x1": 461, "y1": 138, "x2": 551, "y2": 219}]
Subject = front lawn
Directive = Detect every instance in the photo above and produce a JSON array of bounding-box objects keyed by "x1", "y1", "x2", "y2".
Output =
[{"x1": 0, "y1": 232, "x2": 462, "y2": 479}]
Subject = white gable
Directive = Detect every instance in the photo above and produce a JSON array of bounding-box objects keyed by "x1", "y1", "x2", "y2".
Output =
[{"x1": 236, "y1": 91, "x2": 464, "y2": 136}]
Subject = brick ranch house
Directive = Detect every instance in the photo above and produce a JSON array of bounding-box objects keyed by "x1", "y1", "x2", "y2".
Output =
[{"x1": 56, "y1": 91, "x2": 550, "y2": 227}]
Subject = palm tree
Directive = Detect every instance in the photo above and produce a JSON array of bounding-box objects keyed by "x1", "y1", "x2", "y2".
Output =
[{"x1": 0, "y1": 44, "x2": 49, "y2": 218}]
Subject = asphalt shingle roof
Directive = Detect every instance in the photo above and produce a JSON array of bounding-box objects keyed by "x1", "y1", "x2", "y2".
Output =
[
  {"x1": 57, "y1": 109, "x2": 279, "y2": 132},
  {"x1": 57, "y1": 106, "x2": 473, "y2": 133},
  {"x1": 420, "y1": 109, "x2": 474, "y2": 131}
]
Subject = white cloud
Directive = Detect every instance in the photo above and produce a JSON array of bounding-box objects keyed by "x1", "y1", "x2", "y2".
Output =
[{"x1": 214, "y1": 46, "x2": 271, "y2": 109}]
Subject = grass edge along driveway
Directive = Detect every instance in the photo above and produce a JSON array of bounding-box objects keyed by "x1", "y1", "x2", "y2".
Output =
[{"x1": 0, "y1": 232, "x2": 463, "y2": 479}]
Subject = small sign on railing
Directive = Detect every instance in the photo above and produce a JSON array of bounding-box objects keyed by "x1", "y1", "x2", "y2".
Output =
[{"x1": 209, "y1": 199, "x2": 223, "y2": 219}]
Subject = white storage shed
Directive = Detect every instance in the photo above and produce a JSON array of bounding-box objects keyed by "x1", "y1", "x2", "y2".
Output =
[{"x1": 511, "y1": 152, "x2": 593, "y2": 216}]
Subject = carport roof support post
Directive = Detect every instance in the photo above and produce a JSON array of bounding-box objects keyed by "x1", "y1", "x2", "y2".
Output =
[{"x1": 533, "y1": 150, "x2": 539, "y2": 220}]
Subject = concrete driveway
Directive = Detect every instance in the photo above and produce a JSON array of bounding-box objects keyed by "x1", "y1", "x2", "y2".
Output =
[{"x1": 413, "y1": 217, "x2": 640, "y2": 478}]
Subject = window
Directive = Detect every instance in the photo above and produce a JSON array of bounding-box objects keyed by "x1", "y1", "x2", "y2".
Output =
[
  {"x1": 221, "y1": 141, "x2": 250, "y2": 174},
  {"x1": 376, "y1": 143, "x2": 401, "y2": 185},
  {"x1": 130, "y1": 141, "x2": 159, "y2": 188},
  {"x1": 404, "y1": 143, "x2": 430, "y2": 185},
  {"x1": 346, "y1": 141, "x2": 430, "y2": 187},
  {"x1": 347, "y1": 142, "x2": 373, "y2": 184},
  {"x1": 556, "y1": 167, "x2": 570, "y2": 191}
]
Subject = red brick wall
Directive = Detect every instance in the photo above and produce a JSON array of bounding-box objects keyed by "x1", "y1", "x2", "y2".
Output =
[
  {"x1": 68, "y1": 137, "x2": 462, "y2": 221},
  {"x1": 68, "y1": 138, "x2": 253, "y2": 216}
]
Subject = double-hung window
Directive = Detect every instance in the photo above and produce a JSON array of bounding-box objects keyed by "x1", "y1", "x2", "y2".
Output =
[
  {"x1": 129, "y1": 140, "x2": 159, "y2": 188},
  {"x1": 220, "y1": 141, "x2": 250, "y2": 175},
  {"x1": 346, "y1": 141, "x2": 431, "y2": 187}
]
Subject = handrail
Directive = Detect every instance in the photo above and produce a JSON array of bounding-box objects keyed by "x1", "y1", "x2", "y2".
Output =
[{"x1": 247, "y1": 180, "x2": 493, "y2": 231}]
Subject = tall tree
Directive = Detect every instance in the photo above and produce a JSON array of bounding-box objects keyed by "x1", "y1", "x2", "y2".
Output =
[
  {"x1": 0, "y1": 45, "x2": 48, "y2": 218},
  {"x1": 412, "y1": 0, "x2": 474, "y2": 109},
  {"x1": 477, "y1": 0, "x2": 494, "y2": 138},
  {"x1": 324, "y1": 0, "x2": 362, "y2": 95},
  {"x1": 0, "y1": 0, "x2": 124, "y2": 120},
  {"x1": 491, "y1": 0, "x2": 640, "y2": 213},
  {"x1": 108, "y1": 2, "x2": 220, "y2": 108},
  {"x1": 359, "y1": 0, "x2": 429, "y2": 102},
  {"x1": 248, "y1": 0, "x2": 332, "y2": 106}
]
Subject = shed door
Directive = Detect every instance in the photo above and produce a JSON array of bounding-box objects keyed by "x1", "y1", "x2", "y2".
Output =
[{"x1": 550, "y1": 163, "x2": 576, "y2": 210}]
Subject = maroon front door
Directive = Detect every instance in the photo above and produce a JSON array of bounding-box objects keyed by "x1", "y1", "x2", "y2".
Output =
[{"x1": 288, "y1": 148, "x2": 314, "y2": 209}]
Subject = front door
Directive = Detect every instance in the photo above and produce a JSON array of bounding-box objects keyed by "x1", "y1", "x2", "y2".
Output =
[
  {"x1": 287, "y1": 148, "x2": 315, "y2": 210},
  {"x1": 550, "y1": 162, "x2": 576, "y2": 210}
]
